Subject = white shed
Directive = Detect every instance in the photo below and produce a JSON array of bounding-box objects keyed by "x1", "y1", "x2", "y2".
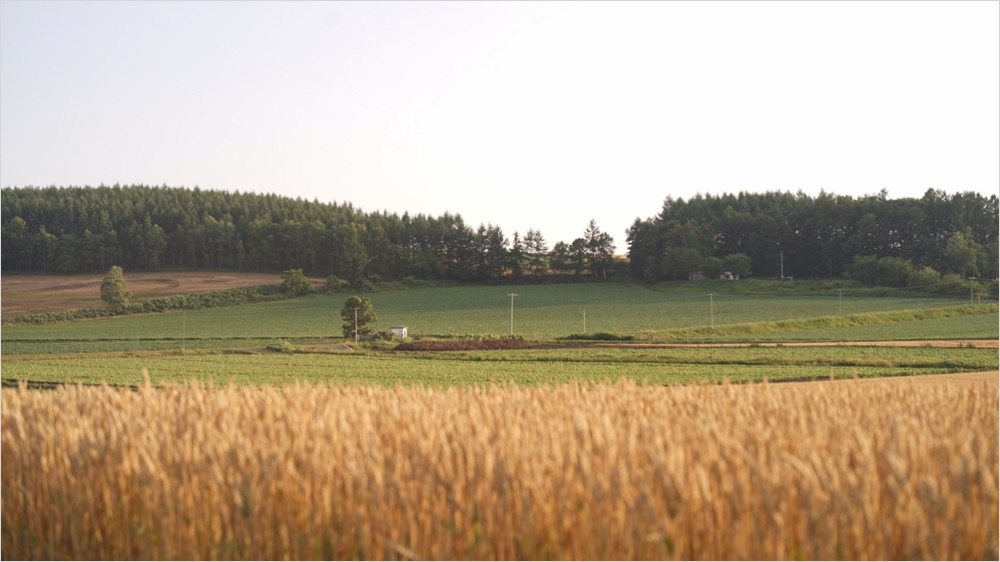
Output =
[{"x1": 389, "y1": 326, "x2": 408, "y2": 338}]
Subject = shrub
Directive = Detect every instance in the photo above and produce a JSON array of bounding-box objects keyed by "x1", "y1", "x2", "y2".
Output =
[
  {"x1": 325, "y1": 275, "x2": 350, "y2": 292},
  {"x1": 845, "y1": 255, "x2": 913, "y2": 287},
  {"x1": 934, "y1": 273, "x2": 972, "y2": 297},
  {"x1": 266, "y1": 339, "x2": 297, "y2": 353},
  {"x1": 906, "y1": 266, "x2": 942, "y2": 289},
  {"x1": 280, "y1": 269, "x2": 313, "y2": 296},
  {"x1": 562, "y1": 332, "x2": 636, "y2": 341}
]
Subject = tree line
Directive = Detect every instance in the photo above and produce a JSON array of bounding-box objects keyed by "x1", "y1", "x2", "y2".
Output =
[
  {"x1": 4, "y1": 186, "x2": 996, "y2": 286},
  {"x1": 1, "y1": 185, "x2": 617, "y2": 282},
  {"x1": 626, "y1": 189, "x2": 998, "y2": 283}
]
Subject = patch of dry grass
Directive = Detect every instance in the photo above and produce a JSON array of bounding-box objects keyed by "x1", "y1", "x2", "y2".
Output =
[{"x1": 2, "y1": 378, "x2": 997, "y2": 560}]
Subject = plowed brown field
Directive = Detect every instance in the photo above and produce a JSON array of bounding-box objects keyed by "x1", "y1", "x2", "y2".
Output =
[{"x1": 1, "y1": 272, "x2": 290, "y2": 315}]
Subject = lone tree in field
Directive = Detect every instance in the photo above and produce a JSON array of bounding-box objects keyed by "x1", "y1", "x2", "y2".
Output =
[
  {"x1": 100, "y1": 265, "x2": 132, "y2": 312},
  {"x1": 341, "y1": 296, "x2": 377, "y2": 340}
]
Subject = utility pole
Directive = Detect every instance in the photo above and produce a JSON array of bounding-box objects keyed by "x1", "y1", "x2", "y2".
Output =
[
  {"x1": 583, "y1": 309, "x2": 587, "y2": 334},
  {"x1": 182, "y1": 309, "x2": 186, "y2": 351},
  {"x1": 968, "y1": 276, "x2": 977, "y2": 305},
  {"x1": 353, "y1": 307, "x2": 359, "y2": 344},
  {"x1": 507, "y1": 293, "x2": 518, "y2": 336},
  {"x1": 709, "y1": 294, "x2": 715, "y2": 329},
  {"x1": 838, "y1": 289, "x2": 843, "y2": 316}
]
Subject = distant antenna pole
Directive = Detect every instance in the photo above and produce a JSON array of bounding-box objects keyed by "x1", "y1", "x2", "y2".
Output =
[
  {"x1": 507, "y1": 293, "x2": 518, "y2": 335},
  {"x1": 353, "y1": 307, "x2": 359, "y2": 344}
]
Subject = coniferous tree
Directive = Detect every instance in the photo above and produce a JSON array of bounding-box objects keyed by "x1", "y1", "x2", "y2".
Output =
[
  {"x1": 582, "y1": 219, "x2": 615, "y2": 279},
  {"x1": 524, "y1": 228, "x2": 549, "y2": 276},
  {"x1": 3, "y1": 185, "x2": 997, "y2": 282}
]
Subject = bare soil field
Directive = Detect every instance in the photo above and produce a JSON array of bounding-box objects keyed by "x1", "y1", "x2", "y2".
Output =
[{"x1": 1, "y1": 271, "x2": 289, "y2": 315}]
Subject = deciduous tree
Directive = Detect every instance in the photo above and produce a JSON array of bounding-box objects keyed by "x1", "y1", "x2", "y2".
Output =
[
  {"x1": 341, "y1": 296, "x2": 377, "y2": 339},
  {"x1": 100, "y1": 265, "x2": 132, "y2": 312},
  {"x1": 721, "y1": 253, "x2": 752, "y2": 279}
]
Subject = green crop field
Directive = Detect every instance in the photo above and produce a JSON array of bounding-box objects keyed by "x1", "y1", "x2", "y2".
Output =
[
  {"x1": 2, "y1": 281, "x2": 990, "y2": 342},
  {"x1": 2, "y1": 280, "x2": 996, "y2": 389},
  {"x1": 3, "y1": 345, "x2": 994, "y2": 388},
  {"x1": 684, "y1": 312, "x2": 999, "y2": 342}
]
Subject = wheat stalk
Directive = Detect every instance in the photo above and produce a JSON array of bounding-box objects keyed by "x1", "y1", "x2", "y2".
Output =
[{"x1": 2, "y1": 378, "x2": 996, "y2": 559}]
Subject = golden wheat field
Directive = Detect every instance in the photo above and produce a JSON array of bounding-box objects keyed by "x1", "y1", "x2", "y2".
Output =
[{"x1": 2, "y1": 378, "x2": 997, "y2": 560}]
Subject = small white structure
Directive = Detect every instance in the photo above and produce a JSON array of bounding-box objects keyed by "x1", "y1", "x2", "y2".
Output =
[{"x1": 389, "y1": 326, "x2": 408, "y2": 338}]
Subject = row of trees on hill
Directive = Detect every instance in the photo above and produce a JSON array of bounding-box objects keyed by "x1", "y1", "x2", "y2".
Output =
[
  {"x1": 1, "y1": 186, "x2": 617, "y2": 282},
  {"x1": 626, "y1": 189, "x2": 998, "y2": 282},
  {"x1": 4, "y1": 186, "x2": 996, "y2": 285}
]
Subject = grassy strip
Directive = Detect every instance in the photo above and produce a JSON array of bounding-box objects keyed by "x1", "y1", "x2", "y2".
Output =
[{"x1": 657, "y1": 303, "x2": 998, "y2": 341}]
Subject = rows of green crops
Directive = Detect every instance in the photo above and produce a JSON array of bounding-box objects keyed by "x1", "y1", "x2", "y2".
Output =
[
  {"x1": 2, "y1": 281, "x2": 994, "y2": 389},
  {"x1": 690, "y1": 312, "x2": 998, "y2": 342},
  {"x1": 437, "y1": 346, "x2": 998, "y2": 371},
  {"x1": 3, "y1": 346, "x2": 993, "y2": 388},
  {"x1": 3, "y1": 311, "x2": 995, "y2": 357},
  {"x1": 1, "y1": 282, "x2": 981, "y2": 342},
  {"x1": 1, "y1": 338, "x2": 267, "y2": 355}
]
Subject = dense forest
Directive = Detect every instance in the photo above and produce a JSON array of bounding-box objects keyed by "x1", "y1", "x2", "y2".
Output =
[
  {"x1": 627, "y1": 189, "x2": 998, "y2": 284},
  {"x1": 2, "y1": 186, "x2": 996, "y2": 286},
  {"x1": 0, "y1": 185, "x2": 616, "y2": 282}
]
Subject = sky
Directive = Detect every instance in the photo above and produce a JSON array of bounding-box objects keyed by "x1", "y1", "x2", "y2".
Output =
[{"x1": 1, "y1": 1, "x2": 998, "y2": 251}]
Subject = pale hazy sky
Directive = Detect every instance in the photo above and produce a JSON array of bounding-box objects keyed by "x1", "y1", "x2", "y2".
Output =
[{"x1": 2, "y1": 1, "x2": 998, "y2": 250}]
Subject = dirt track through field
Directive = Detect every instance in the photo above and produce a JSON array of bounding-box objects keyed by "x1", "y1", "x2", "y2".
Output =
[
  {"x1": 599, "y1": 339, "x2": 999, "y2": 349},
  {"x1": 774, "y1": 370, "x2": 998, "y2": 389}
]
